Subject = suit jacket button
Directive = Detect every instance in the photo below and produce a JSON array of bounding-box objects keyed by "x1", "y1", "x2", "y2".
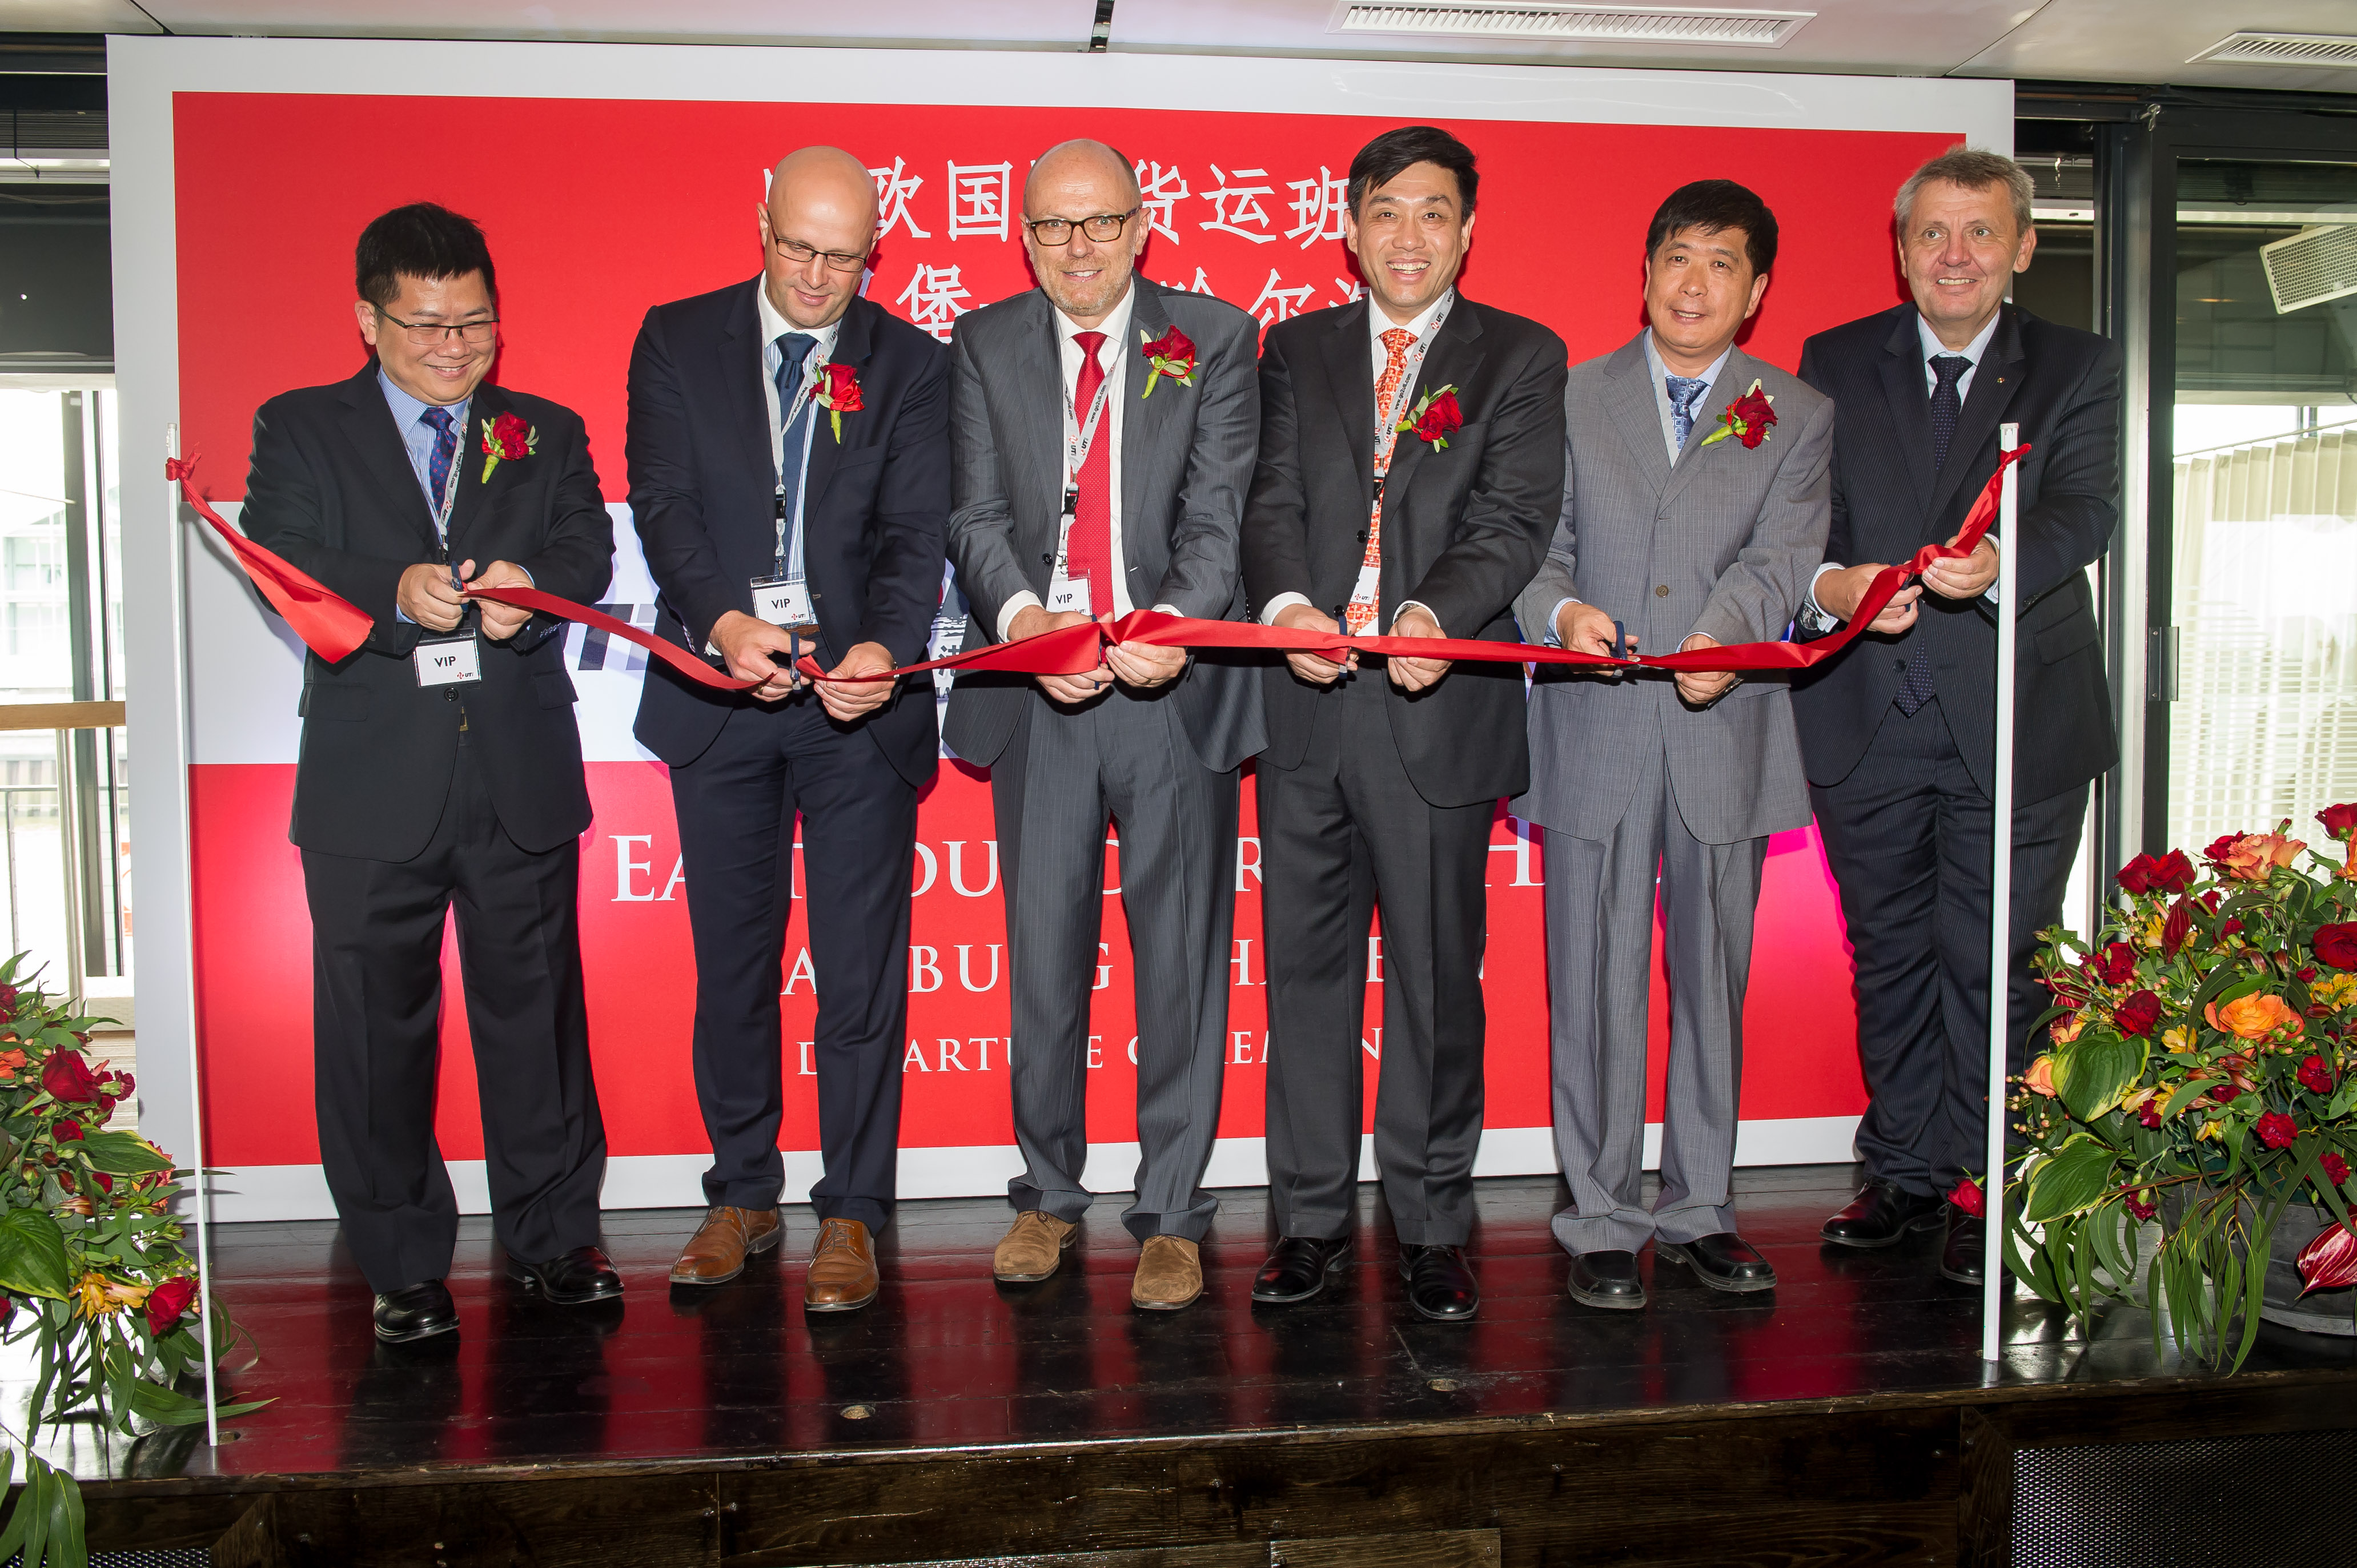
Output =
[
  {"x1": 1655, "y1": 584, "x2": 1669, "y2": 597},
  {"x1": 1041, "y1": 552, "x2": 1052, "y2": 565},
  {"x1": 444, "y1": 687, "x2": 458, "y2": 702},
  {"x1": 1357, "y1": 528, "x2": 1369, "y2": 542},
  {"x1": 1893, "y1": 658, "x2": 1906, "y2": 672}
]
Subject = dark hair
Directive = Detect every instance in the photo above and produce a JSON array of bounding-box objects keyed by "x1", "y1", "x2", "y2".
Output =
[
  {"x1": 1347, "y1": 125, "x2": 1479, "y2": 218},
  {"x1": 355, "y1": 203, "x2": 497, "y2": 309},
  {"x1": 1644, "y1": 180, "x2": 1778, "y2": 278}
]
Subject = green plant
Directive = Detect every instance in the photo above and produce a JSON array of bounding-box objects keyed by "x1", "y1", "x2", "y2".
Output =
[
  {"x1": 2009, "y1": 813, "x2": 2357, "y2": 1369},
  {"x1": 0, "y1": 955, "x2": 262, "y2": 1566}
]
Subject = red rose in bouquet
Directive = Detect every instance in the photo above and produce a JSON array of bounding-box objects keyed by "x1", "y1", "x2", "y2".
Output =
[
  {"x1": 2257, "y1": 1111, "x2": 2299, "y2": 1150},
  {"x1": 41, "y1": 1049, "x2": 102, "y2": 1104},
  {"x1": 2320, "y1": 803, "x2": 2357, "y2": 841},
  {"x1": 2325, "y1": 1152, "x2": 2352, "y2": 1187},
  {"x1": 1947, "y1": 1176, "x2": 1985, "y2": 1218},
  {"x1": 2114, "y1": 989, "x2": 2163, "y2": 1036},
  {"x1": 2119, "y1": 849, "x2": 2195, "y2": 895},
  {"x1": 2300, "y1": 1054, "x2": 2336, "y2": 1095},
  {"x1": 2314, "y1": 922, "x2": 2357, "y2": 971},
  {"x1": 2091, "y1": 942, "x2": 2137, "y2": 986},
  {"x1": 145, "y1": 1276, "x2": 198, "y2": 1337},
  {"x1": 2162, "y1": 896, "x2": 2193, "y2": 959},
  {"x1": 50, "y1": 1117, "x2": 81, "y2": 1142}
]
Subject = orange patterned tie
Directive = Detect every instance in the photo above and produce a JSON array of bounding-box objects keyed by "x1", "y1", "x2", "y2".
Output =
[{"x1": 1347, "y1": 327, "x2": 1418, "y2": 635}]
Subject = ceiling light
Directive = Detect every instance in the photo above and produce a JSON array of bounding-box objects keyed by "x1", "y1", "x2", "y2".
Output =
[
  {"x1": 2259, "y1": 226, "x2": 2357, "y2": 315},
  {"x1": 1333, "y1": 3, "x2": 1814, "y2": 47}
]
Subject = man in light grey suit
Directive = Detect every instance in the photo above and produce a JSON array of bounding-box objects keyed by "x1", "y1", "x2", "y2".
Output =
[
  {"x1": 1515, "y1": 181, "x2": 1832, "y2": 1310},
  {"x1": 943, "y1": 139, "x2": 1263, "y2": 1311}
]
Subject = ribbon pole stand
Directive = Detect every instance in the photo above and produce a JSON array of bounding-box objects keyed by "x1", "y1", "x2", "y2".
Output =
[
  {"x1": 1980, "y1": 422, "x2": 2022, "y2": 1365},
  {"x1": 166, "y1": 424, "x2": 223, "y2": 1448}
]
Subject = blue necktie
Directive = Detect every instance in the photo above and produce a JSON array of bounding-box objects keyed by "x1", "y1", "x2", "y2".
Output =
[
  {"x1": 420, "y1": 404, "x2": 456, "y2": 544},
  {"x1": 771, "y1": 332, "x2": 818, "y2": 576},
  {"x1": 1665, "y1": 374, "x2": 1706, "y2": 451},
  {"x1": 1894, "y1": 355, "x2": 1975, "y2": 717}
]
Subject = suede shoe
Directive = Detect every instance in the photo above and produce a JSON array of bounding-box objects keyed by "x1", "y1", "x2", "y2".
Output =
[
  {"x1": 507, "y1": 1245, "x2": 623, "y2": 1305},
  {"x1": 1400, "y1": 1244, "x2": 1479, "y2": 1321},
  {"x1": 1251, "y1": 1235, "x2": 1354, "y2": 1304},
  {"x1": 1941, "y1": 1213, "x2": 1987, "y2": 1285},
  {"x1": 1820, "y1": 1180, "x2": 1945, "y2": 1248},
  {"x1": 669, "y1": 1205, "x2": 781, "y2": 1286},
  {"x1": 1133, "y1": 1235, "x2": 1204, "y2": 1310},
  {"x1": 805, "y1": 1217, "x2": 880, "y2": 1312},
  {"x1": 1568, "y1": 1249, "x2": 1646, "y2": 1310},
  {"x1": 993, "y1": 1209, "x2": 1076, "y2": 1284},
  {"x1": 372, "y1": 1280, "x2": 458, "y2": 1344},
  {"x1": 1657, "y1": 1232, "x2": 1777, "y2": 1293}
]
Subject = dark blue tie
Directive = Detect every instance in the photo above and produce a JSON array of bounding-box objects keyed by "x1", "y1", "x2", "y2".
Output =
[
  {"x1": 772, "y1": 332, "x2": 818, "y2": 574},
  {"x1": 1665, "y1": 374, "x2": 1706, "y2": 451},
  {"x1": 420, "y1": 404, "x2": 456, "y2": 541},
  {"x1": 1894, "y1": 355, "x2": 1975, "y2": 716}
]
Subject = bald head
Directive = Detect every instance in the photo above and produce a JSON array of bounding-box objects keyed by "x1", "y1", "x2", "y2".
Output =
[
  {"x1": 1020, "y1": 139, "x2": 1147, "y2": 327},
  {"x1": 1025, "y1": 139, "x2": 1141, "y2": 212},
  {"x1": 758, "y1": 144, "x2": 877, "y2": 331}
]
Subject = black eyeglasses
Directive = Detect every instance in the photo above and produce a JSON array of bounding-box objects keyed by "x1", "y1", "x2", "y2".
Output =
[
  {"x1": 772, "y1": 234, "x2": 872, "y2": 273},
  {"x1": 374, "y1": 308, "x2": 498, "y2": 348},
  {"x1": 1023, "y1": 210, "x2": 1139, "y2": 246}
]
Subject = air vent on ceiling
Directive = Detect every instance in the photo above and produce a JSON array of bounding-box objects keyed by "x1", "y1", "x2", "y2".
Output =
[
  {"x1": 1335, "y1": 4, "x2": 1814, "y2": 47},
  {"x1": 2190, "y1": 31, "x2": 2357, "y2": 69},
  {"x1": 2260, "y1": 226, "x2": 2357, "y2": 315}
]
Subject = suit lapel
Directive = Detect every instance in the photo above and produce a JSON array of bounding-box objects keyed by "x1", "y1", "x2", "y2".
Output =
[
  {"x1": 1315, "y1": 298, "x2": 1376, "y2": 516},
  {"x1": 1016, "y1": 294, "x2": 1066, "y2": 549},
  {"x1": 1876, "y1": 306, "x2": 1937, "y2": 517},
  {"x1": 1604, "y1": 333, "x2": 1675, "y2": 498},
  {"x1": 720, "y1": 279, "x2": 776, "y2": 505},
  {"x1": 806, "y1": 295, "x2": 874, "y2": 518},
  {"x1": 336, "y1": 366, "x2": 440, "y2": 554},
  {"x1": 1121, "y1": 283, "x2": 1177, "y2": 577},
  {"x1": 445, "y1": 380, "x2": 502, "y2": 563},
  {"x1": 1925, "y1": 305, "x2": 2026, "y2": 523},
  {"x1": 1380, "y1": 296, "x2": 1486, "y2": 515}
]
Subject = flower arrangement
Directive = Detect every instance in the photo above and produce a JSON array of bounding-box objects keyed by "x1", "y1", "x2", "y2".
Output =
[
  {"x1": 0, "y1": 956, "x2": 259, "y2": 1563},
  {"x1": 2010, "y1": 810, "x2": 2357, "y2": 1368}
]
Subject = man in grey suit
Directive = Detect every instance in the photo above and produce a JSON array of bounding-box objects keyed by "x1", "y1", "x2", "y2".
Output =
[
  {"x1": 1515, "y1": 181, "x2": 1832, "y2": 1310},
  {"x1": 943, "y1": 139, "x2": 1263, "y2": 1311}
]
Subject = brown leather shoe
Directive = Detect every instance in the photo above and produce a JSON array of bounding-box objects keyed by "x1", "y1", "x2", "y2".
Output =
[
  {"x1": 1132, "y1": 1234, "x2": 1203, "y2": 1310},
  {"x1": 992, "y1": 1209, "x2": 1075, "y2": 1283},
  {"x1": 805, "y1": 1217, "x2": 880, "y2": 1312},
  {"x1": 668, "y1": 1205, "x2": 781, "y2": 1286}
]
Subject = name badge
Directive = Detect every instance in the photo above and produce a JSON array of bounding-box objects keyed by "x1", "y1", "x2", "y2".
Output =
[
  {"x1": 750, "y1": 576, "x2": 818, "y2": 632},
  {"x1": 1046, "y1": 574, "x2": 1093, "y2": 617},
  {"x1": 413, "y1": 634, "x2": 481, "y2": 687}
]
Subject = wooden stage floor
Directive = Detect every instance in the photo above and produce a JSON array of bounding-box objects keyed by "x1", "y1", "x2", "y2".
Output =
[{"x1": 54, "y1": 1164, "x2": 2357, "y2": 1565}]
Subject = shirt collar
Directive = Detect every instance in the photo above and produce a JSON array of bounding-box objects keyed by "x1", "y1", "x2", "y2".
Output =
[
  {"x1": 376, "y1": 367, "x2": 467, "y2": 431},
  {"x1": 1641, "y1": 331, "x2": 1733, "y2": 393},
  {"x1": 1053, "y1": 284, "x2": 1137, "y2": 354},
  {"x1": 1369, "y1": 288, "x2": 1452, "y2": 350},
  {"x1": 1917, "y1": 307, "x2": 2002, "y2": 369},
  {"x1": 756, "y1": 280, "x2": 844, "y2": 362}
]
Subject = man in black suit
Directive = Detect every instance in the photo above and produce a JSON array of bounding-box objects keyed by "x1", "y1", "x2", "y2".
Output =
[
  {"x1": 1242, "y1": 126, "x2": 1568, "y2": 1321},
  {"x1": 1793, "y1": 148, "x2": 2121, "y2": 1283},
  {"x1": 242, "y1": 203, "x2": 620, "y2": 1344},
  {"x1": 628, "y1": 146, "x2": 947, "y2": 1310}
]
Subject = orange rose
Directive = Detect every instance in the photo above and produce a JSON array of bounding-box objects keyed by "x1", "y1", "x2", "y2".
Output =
[
  {"x1": 2218, "y1": 831, "x2": 2304, "y2": 882},
  {"x1": 2050, "y1": 1014, "x2": 2084, "y2": 1046},
  {"x1": 2206, "y1": 992, "x2": 2305, "y2": 1040},
  {"x1": 2023, "y1": 1055, "x2": 2059, "y2": 1097},
  {"x1": 0, "y1": 1047, "x2": 27, "y2": 1081}
]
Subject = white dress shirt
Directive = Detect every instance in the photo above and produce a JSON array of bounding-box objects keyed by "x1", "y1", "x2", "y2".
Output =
[
  {"x1": 756, "y1": 281, "x2": 843, "y2": 502},
  {"x1": 996, "y1": 286, "x2": 1174, "y2": 642},
  {"x1": 1803, "y1": 307, "x2": 2005, "y2": 627},
  {"x1": 1259, "y1": 289, "x2": 1453, "y2": 629}
]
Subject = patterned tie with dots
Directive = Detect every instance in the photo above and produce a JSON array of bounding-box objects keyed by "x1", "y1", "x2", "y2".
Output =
[
  {"x1": 1665, "y1": 374, "x2": 1706, "y2": 451},
  {"x1": 1893, "y1": 354, "x2": 1975, "y2": 717},
  {"x1": 420, "y1": 404, "x2": 456, "y2": 543},
  {"x1": 1347, "y1": 327, "x2": 1418, "y2": 635}
]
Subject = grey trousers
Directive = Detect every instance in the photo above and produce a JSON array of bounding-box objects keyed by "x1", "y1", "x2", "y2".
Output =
[
  {"x1": 1544, "y1": 739, "x2": 1765, "y2": 1256},
  {"x1": 989, "y1": 684, "x2": 1238, "y2": 1241}
]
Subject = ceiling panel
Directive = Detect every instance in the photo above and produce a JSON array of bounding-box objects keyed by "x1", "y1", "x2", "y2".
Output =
[
  {"x1": 130, "y1": 0, "x2": 1098, "y2": 47},
  {"x1": 1958, "y1": 0, "x2": 2357, "y2": 90},
  {"x1": 0, "y1": 0, "x2": 158, "y2": 30}
]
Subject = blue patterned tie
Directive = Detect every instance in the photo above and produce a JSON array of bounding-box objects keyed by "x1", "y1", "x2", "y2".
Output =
[
  {"x1": 1894, "y1": 355, "x2": 1975, "y2": 716},
  {"x1": 772, "y1": 332, "x2": 818, "y2": 575},
  {"x1": 1665, "y1": 374, "x2": 1706, "y2": 451},
  {"x1": 420, "y1": 404, "x2": 456, "y2": 540}
]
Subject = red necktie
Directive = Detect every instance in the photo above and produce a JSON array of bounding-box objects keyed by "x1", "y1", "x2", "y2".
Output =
[{"x1": 1065, "y1": 329, "x2": 1113, "y2": 612}]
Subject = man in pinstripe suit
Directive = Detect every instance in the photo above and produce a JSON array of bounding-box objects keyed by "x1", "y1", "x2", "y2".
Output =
[
  {"x1": 943, "y1": 139, "x2": 1264, "y2": 1311},
  {"x1": 1515, "y1": 181, "x2": 1832, "y2": 1310}
]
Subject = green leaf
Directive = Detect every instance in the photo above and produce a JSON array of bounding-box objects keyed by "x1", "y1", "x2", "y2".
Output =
[
  {"x1": 74, "y1": 1132, "x2": 168, "y2": 1177},
  {"x1": 47, "y1": 1464, "x2": 84, "y2": 1568},
  {"x1": 2163, "y1": 1076, "x2": 2213, "y2": 1120},
  {"x1": 2026, "y1": 1136, "x2": 2121, "y2": 1222},
  {"x1": 0, "y1": 1207, "x2": 71, "y2": 1301},
  {"x1": 2055, "y1": 1031, "x2": 2149, "y2": 1121},
  {"x1": 126, "y1": 1377, "x2": 268, "y2": 1426}
]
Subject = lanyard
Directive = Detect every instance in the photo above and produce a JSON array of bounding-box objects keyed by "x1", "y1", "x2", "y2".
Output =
[
  {"x1": 1059, "y1": 351, "x2": 1117, "y2": 496},
  {"x1": 1371, "y1": 291, "x2": 1454, "y2": 476},
  {"x1": 427, "y1": 401, "x2": 465, "y2": 568},
  {"x1": 771, "y1": 347, "x2": 826, "y2": 579}
]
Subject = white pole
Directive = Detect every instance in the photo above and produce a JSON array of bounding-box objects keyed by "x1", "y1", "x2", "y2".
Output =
[
  {"x1": 1981, "y1": 423, "x2": 2022, "y2": 1364},
  {"x1": 165, "y1": 424, "x2": 221, "y2": 1446}
]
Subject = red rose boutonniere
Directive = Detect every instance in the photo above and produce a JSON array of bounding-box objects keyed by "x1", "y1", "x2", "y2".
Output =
[
  {"x1": 1140, "y1": 327, "x2": 1198, "y2": 397},
  {"x1": 1700, "y1": 377, "x2": 1777, "y2": 450},
  {"x1": 1399, "y1": 385, "x2": 1463, "y2": 449},
  {"x1": 479, "y1": 411, "x2": 537, "y2": 482},
  {"x1": 815, "y1": 361, "x2": 863, "y2": 443}
]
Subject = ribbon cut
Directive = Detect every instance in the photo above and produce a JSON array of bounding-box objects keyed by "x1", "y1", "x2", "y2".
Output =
[{"x1": 171, "y1": 444, "x2": 2025, "y2": 690}]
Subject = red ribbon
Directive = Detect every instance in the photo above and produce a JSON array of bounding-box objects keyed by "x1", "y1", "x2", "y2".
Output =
[{"x1": 174, "y1": 444, "x2": 2025, "y2": 690}]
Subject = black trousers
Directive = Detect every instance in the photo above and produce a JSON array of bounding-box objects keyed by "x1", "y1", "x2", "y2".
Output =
[
  {"x1": 1810, "y1": 697, "x2": 2087, "y2": 1198},
  {"x1": 669, "y1": 694, "x2": 915, "y2": 1229},
  {"x1": 1259, "y1": 674, "x2": 1495, "y2": 1247},
  {"x1": 304, "y1": 742, "x2": 607, "y2": 1295}
]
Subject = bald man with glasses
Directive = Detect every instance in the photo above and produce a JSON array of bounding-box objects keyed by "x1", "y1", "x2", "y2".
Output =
[{"x1": 629, "y1": 146, "x2": 950, "y2": 1310}]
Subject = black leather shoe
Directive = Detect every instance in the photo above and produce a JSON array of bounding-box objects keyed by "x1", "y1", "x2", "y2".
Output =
[
  {"x1": 1399, "y1": 1244, "x2": 1479, "y2": 1321},
  {"x1": 1657, "y1": 1232, "x2": 1777, "y2": 1293},
  {"x1": 507, "y1": 1245, "x2": 624, "y2": 1305},
  {"x1": 1567, "y1": 1249, "x2": 1646, "y2": 1310},
  {"x1": 1820, "y1": 1180, "x2": 1946, "y2": 1248},
  {"x1": 372, "y1": 1280, "x2": 458, "y2": 1344},
  {"x1": 1252, "y1": 1235, "x2": 1354, "y2": 1304},
  {"x1": 1941, "y1": 1215, "x2": 1987, "y2": 1285}
]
